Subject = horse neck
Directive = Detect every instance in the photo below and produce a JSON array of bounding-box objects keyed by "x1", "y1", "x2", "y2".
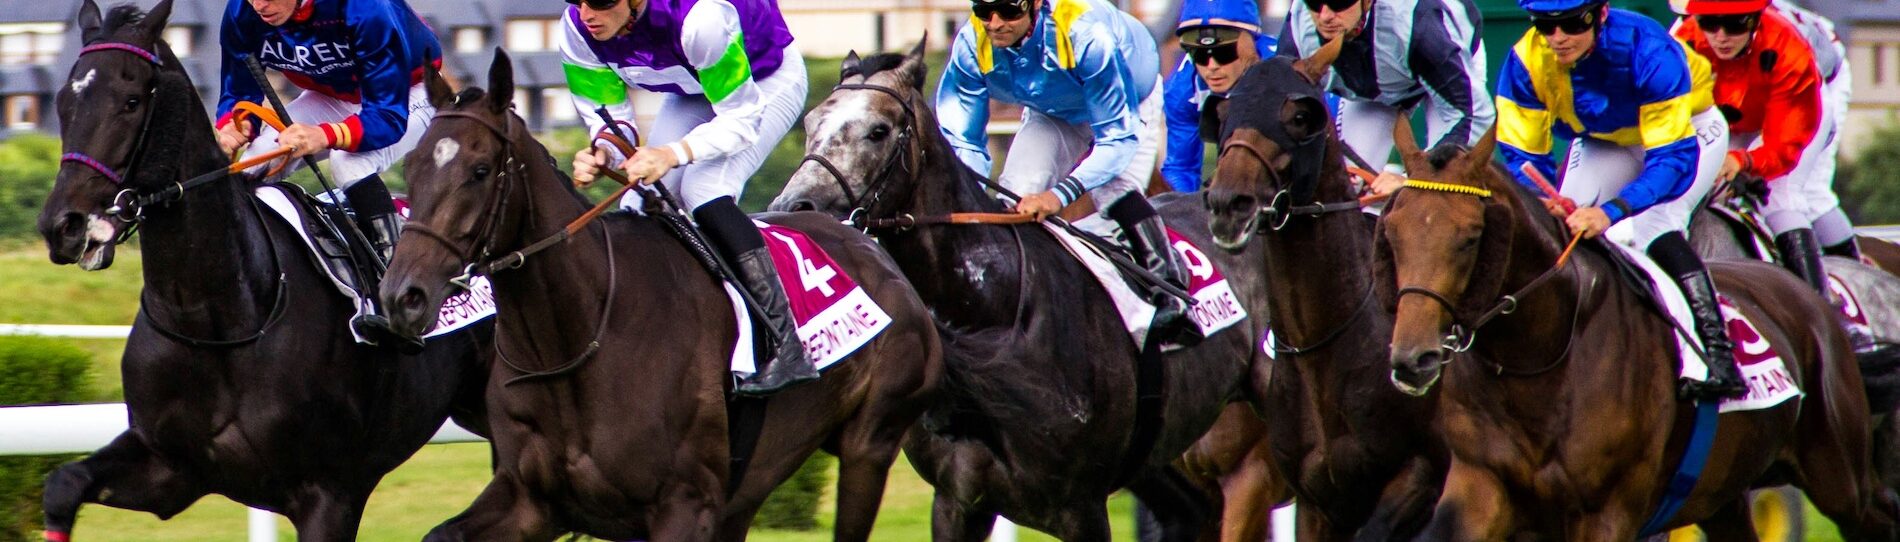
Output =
[
  {"x1": 136, "y1": 79, "x2": 276, "y2": 313},
  {"x1": 1458, "y1": 185, "x2": 1591, "y2": 380},
  {"x1": 486, "y1": 141, "x2": 633, "y2": 355},
  {"x1": 1262, "y1": 165, "x2": 1377, "y2": 345},
  {"x1": 879, "y1": 120, "x2": 1016, "y2": 301}
]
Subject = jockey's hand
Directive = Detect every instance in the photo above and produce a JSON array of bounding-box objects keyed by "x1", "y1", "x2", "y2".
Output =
[
  {"x1": 1540, "y1": 196, "x2": 1576, "y2": 218},
  {"x1": 1369, "y1": 171, "x2": 1407, "y2": 197},
  {"x1": 216, "y1": 121, "x2": 253, "y2": 156},
  {"x1": 1566, "y1": 206, "x2": 1611, "y2": 239},
  {"x1": 622, "y1": 146, "x2": 681, "y2": 185},
  {"x1": 572, "y1": 147, "x2": 607, "y2": 188},
  {"x1": 1014, "y1": 190, "x2": 1063, "y2": 219},
  {"x1": 1718, "y1": 153, "x2": 1745, "y2": 184},
  {"x1": 276, "y1": 123, "x2": 328, "y2": 159}
]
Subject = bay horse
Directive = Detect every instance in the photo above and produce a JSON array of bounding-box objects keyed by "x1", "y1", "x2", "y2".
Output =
[
  {"x1": 1200, "y1": 49, "x2": 1449, "y2": 540},
  {"x1": 378, "y1": 51, "x2": 940, "y2": 541},
  {"x1": 34, "y1": 1, "x2": 491, "y2": 539},
  {"x1": 1375, "y1": 117, "x2": 1897, "y2": 538},
  {"x1": 769, "y1": 44, "x2": 1271, "y2": 541}
]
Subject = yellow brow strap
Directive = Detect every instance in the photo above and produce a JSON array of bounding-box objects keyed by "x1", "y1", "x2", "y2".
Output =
[{"x1": 1402, "y1": 179, "x2": 1493, "y2": 198}]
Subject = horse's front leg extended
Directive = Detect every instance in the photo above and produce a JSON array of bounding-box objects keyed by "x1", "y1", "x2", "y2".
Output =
[
  {"x1": 43, "y1": 432, "x2": 206, "y2": 541},
  {"x1": 1356, "y1": 454, "x2": 1447, "y2": 542},
  {"x1": 423, "y1": 472, "x2": 559, "y2": 542},
  {"x1": 1418, "y1": 461, "x2": 1515, "y2": 542}
]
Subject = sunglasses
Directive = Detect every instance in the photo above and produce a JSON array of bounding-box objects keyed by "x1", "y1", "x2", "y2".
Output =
[
  {"x1": 1188, "y1": 43, "x2": 1242, "y2": 66},
  {"x1": 972, "y1": 3, "x2": 1029, "y2": 21},
  {"x1": 1531, "y1": 11, "x2": 1596, "y2": 35},
  {"x1": 1695, "y1": 14, "x2": 1759, "y2": 35},
  {"x1": 564, "y1": 0, "x2": 621, "y2": 10},
  {"x1": 1303, "y1": 0, "x2": 1360, "y2": 12}
]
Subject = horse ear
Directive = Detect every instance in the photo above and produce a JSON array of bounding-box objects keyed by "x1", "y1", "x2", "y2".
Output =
[
  {"x1": 141, "y1": 0, "x2": 176, "y2": 40},
  {"x1": 1392, "y1": 110, "x2": 1432, "y2": 178},
  {"x1": 841, "y1": 50, "x2": 862, "y2": 80},
  {"x1": 77, "y1": 0, "x2": 103, "y2": 44},
  {"x1": 487, "y1": 48, "x2": 514, "y2": 116},
  {"x1": 425, "y1": 64, "x2": 455, "y2": 111},
  {"x1": 1198, "y1": 96, "x2": 1228, "y2": 144},
  {"x1": 899, "y1": 34, "x2": 930, "y2": 90},
  {"x1": 1462, "y1": 125, "x2": 1500, "y2": 179},
  {"x1": 1293, "y1": 34, "x2": 1345, "y2": 84}
]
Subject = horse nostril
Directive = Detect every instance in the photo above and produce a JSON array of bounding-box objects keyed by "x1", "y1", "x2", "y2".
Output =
[
  {"x1": 398, "y1": 286, "x2": 427, "y2": 313},
  {"x1": 59, "y1": 212, "x2": 87, "y2": 238},
  {"x1": 789, "y1": 200, "x2": 816, "y2": 212}
]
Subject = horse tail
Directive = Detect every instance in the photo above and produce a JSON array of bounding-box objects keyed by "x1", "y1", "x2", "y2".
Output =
[{"x1": 1858, "y1": 345, "x2": 1900, "y2": 414}]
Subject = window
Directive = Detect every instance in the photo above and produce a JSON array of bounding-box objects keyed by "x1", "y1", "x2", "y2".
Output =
[
  {"x1": 5, "y1": 95, "x2": 38, "y2": 129},
  {"x1": 543, "y1": 88, "x2": 577, "y2": 122},
  {"x1": 0, "y1": 22, "x2": 64, "y2": 64},
  {"x1": 454, "y1": 27, "x2": 486, "y2": 53},
  {"x1": 505, "y1": 19, "x2": 560, "y2": 52},
  {"x1": 163, "y1": 26, "x2": 194, "y2": 57},
  {"x1": 1877, "y1": 44, "x2": 1888, "y2": 87}
]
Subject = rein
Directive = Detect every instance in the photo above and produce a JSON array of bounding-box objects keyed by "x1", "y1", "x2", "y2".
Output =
[
  {"x1": 1219, "y1": 139, "x2": 1380, "y2": 232},
  {"x1": 1392, "y1": 180, "x2": 1586, "y2": 376}
]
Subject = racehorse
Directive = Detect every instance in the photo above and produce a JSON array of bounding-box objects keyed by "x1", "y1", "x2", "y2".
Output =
[
  {"x1": 1200, "y1": 48, "x2": 1449, "y2": 540},
  {"x1": 1375, "y1": 118, "x2": 1898, "y2": 538},
  {"x1": 378, "y1": 51, "x2": 940, "y2": 541},
  {"x1": 770, "y1": 43, "x2": 1270, "y2": 541},
  {"x1": 34, "y1": 1, "x2": 491, "y2": 539}
]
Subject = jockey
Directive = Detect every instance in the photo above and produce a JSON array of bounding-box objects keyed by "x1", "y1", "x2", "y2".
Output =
[
  {"x1": 1675, "y1": 0, "x2": 1840, "y2": 294},
  {"x1": 1161, "y1": 0, "x2": 1278, "y2": 193},
  {"x1": 561, "y1": 0, "x2": 815, "y2": 394},
  {"x1": 1496, "y1": 0, "x2": 1746, "y2": 399},
  {"x1": 1773, "y1": 0, "x2": 1856, "y2": 259},
  {"x1": 939, "y1": 0, "x2": 1204, "y2": 344},
  {"x1": 216, "y1": 0, "x2": 442, "y2": 349},
  {"x1": 1279, "y1": 0, "x2": 1494, "y2": 199}
]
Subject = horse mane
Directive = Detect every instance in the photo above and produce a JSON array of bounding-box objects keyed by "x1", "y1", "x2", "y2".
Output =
[
  {"x1": 99, "y1": 4, "x2": 149, "y2": 39},
  {"x1": 855, "y1": 52, "x2": 1008, "y2": 215}
]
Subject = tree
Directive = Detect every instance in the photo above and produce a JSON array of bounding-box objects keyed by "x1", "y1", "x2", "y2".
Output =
[{"x1": 1840, "y1": 117, "x2": 1900, "y2": 225}]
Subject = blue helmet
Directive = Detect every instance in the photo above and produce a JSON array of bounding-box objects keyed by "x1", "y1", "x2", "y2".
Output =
[
  {"x1": 1176, "y1": 0, "x2": 1263, "y2": 35},
  {"x1": 1517, "y1": 0, "x2": 1606, "y2": 17}
]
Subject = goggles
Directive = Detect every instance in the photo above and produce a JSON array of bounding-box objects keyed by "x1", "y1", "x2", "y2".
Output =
[
  {"x1": 1188, "y1": 43, "x2": 1243, "y2": 66},
  {"x1": 1695, "y1": 13, "x2": 1759, "y2": 35},
  {"x1": 564, "y1": 0, "x2": 621, "y2": 10}
]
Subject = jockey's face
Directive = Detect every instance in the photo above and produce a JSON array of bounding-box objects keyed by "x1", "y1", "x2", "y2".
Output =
[
  {"x1": 1544, "y1": 20, "x2": 1596, "y2": 64},
  {"x1": 981, "y1": 0, "x2": 1038, "y2": 49},
  {"x1": 249, "y1": 0, "x2": 298, "y2": 26},
  {"x1": 578, "y1": 0, "x2": 640, "y2": 41},
  {"x1": 1311, "y1": 0, "x2": 1365, "y2": 41},
  {"x1": 1698, "y1": 13, "x2": 1759, "y2": 60},
  {"x1": 1193, "y1": 33, "x2": 1260, "y2": 95}
]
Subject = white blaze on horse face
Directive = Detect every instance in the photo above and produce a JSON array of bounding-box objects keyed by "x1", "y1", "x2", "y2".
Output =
[
  {"x1": 433, "y1": 138, "x2": 461, "y2": 169},
  {"x1": 80, "y1": 214, "x2": 115, "y2": 271},
  {"x1": 71, "y1": 69, "x2": 96, "y2": 94},
  {"x1": 809, "y1": 92, "x2": 874, "y2": 146}
]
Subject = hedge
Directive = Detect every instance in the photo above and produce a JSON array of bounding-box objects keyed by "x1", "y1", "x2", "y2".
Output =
[
  {"x1": 0, "y1": 337, "x2": 92, "y2": 542},
  {"x1": 752, "y1": 452, "x2": 834, "y2": 531}
]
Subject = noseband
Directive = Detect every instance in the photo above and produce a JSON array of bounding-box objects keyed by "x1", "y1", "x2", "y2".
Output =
[
  {"x1": 798, "y1": 82, "x2": 917, "y2": 224},
  {"x1": 1218, "y1": 138, "x2": 1368, "y2": 232}
]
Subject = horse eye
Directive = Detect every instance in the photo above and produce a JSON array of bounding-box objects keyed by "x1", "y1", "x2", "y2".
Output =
[
  {"x1": 122, "y1": 97, "x2": 140, "y2": 111},
  {"x1": 472, "y1": 164, "x2": 491, "y2": 179},
  {"x1": 867, "y1": 124, "x2": 891, "y2": 142}
]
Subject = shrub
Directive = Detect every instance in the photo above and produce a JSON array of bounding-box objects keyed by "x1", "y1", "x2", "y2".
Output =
[
  {"x1": 0, "y1": 337, "x2": 93, "y2": 541},
  {"x1": 1840, "y1": 117, "x2": 1900, "y2": 225},
  {"x1": 0, "y1": 135, "x2": 61, "y2": 241},
  {"x1": 751, "y1": 452, "x2": 834, "y2": 531}
]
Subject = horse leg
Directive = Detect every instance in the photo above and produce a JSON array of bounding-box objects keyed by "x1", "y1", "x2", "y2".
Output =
[
  {"x1": 43, "y1": 432, "x2": 206, "y2": 540},
  {"x1": 1041, "y1": 503, "x2": 1114, "y2": 542},
  {"x1": 1416, "y1": 462, "x2": 1514, "y2": 542},
  {"x1": 1214, "y1": 451, "x2": 1284, "y2": 542},
  {"x1": 1355, "y1": 455, "x2": 1446, "y2": 542},
  {"x1": 647, "y1": 482, "x2": 720, "y2": 542},
  {"x1": 831, "y1": 415, "x2": 910, "y2": 542},
  {"x1": 1295, "y1": 502, "x2": 1345, "y2": 542},
  {"x1": 423, "y1": 473, "x2": 559, "y2": 542},
  {"x1": 1128, "y1": 467, "x2": 1214, "y2": 542},
  {"x1": 1696, "y1": 497, "x2": 1760, "y2": 542},
  {"x1": 930, "y1": 492, "x2": 997, "y2": 542},
  {"x1": 284, "y1": 489, "x2": 369, "y2": 542}
]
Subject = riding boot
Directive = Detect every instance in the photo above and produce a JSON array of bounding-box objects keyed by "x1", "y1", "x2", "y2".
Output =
[
  {"x1": 1649, "y1": 232, "x2": 1747, "y2": 401},
  {"x1": 1775, "y1": 228, "x2": 1828, "y2": 295},
  {"x1": 1106, "y1": 193, "x2": 1204, "y2": 346},
  {"x1": 342, "y1": 175, "x2": 423, "y2": 354},
  {"x1": 1824, "y1": 237, "x2": 1863, "y2": 260},
  {"x1": 695, "y1": 197, "x2": 818, "y2": 395}
]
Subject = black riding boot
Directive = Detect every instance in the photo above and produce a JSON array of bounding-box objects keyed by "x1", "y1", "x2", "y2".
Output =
[
  {"x1": 1106, "y1": 193, "x2": 1204, "y2": 346},
  {"x1": 1824, "y1": 237, "x2": 1863, "y2": 260},
  {"x1": 1776, "y1": 228, "x2": 1828, "y2": 294},
  {"x1": 342, "y1": 175, "x2": 423, "y2": 353},
  {"x1": 695, "y1": 197, "x2": 818, "y2": 395},
  {"x1": 1649, "y1": 232, "x2": 1747, "y2": 401}
]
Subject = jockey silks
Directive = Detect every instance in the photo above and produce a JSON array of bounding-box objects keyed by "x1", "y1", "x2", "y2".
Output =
[{"x1": 217, "y1": 0, "x2": 443, "y2": 153}]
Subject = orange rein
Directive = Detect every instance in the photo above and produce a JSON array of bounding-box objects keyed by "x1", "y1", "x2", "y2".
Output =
[
  {"x1": 1515, "y1": 164, "x2": 1587, "y2": 268},
  {"x1": 226, "y1": 101, "x2": 296, "y2": 178}
]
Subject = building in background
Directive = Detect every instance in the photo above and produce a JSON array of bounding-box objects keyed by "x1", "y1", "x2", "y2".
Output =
[{"x1": 1803, "y1": 0, "x2": 1900, "y2": 154}]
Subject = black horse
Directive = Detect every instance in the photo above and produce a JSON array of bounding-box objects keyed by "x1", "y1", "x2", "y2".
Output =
[
  {"x1": 36, "y1": 1, "x2": 490, "y2": 539},
  {"x1": 770, "y1": 45, "x2": 1273, "y2": 541},
  {"x1": 379, "y1": 51, "x2": 941, "y2": 541}
]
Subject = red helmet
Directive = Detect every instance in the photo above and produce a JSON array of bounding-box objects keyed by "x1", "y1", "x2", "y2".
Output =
[{"x1": 1682, "y1": 0, "x2": 1768, "y2": 15}]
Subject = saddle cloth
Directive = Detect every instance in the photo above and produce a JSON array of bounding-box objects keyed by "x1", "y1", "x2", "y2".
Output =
[
  {"x1": 1042, "y1": 223, "x2": 1247, "y2": 349},
  {"x1": 254, "y1": 185, "x2": 496, "y2": 343},
  {"x1": 1707, "y1": 203, "x2": 1883, "y2": 349},
  {"x1": 1607, "y1": 242, "x2": 1804, "y2": 412},
  {"x1": 724, "y1": 221, "x2": 892, "y2": 376}
]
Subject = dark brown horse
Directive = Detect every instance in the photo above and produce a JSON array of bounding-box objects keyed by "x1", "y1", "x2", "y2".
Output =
[
  {"x1": 379, "y1": 52, "x2": 940, "y2": 541},
  {"x1": 1376, "y1": 119, "x2": 1897, "y2": 539},
  {"x1": 770, "y1": 44, "x2": 1272, "y2": 541},
  {"x1": 34, "y1": 1, "x2": 491, "y2": 539},
  {"x1": 1200, "y1": 47, "x2": 1449, "y2": 541}
]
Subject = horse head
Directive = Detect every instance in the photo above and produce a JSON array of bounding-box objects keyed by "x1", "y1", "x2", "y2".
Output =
[
  {"x1": 39, "y1": 0, "x2": 183, "y2": 270},
  {"x1": 383, "y1": 50, "x2": 529, "y2": 338},
  {"x1": 1376, "y1": 118, "x2": 1517, "y2": 396},
  {"x1": 770, "y1": 38, "x2": 932, "y2": 219},
  {"x1": 1202, "y1": 35, "x2": 1344, "y2": 249}
]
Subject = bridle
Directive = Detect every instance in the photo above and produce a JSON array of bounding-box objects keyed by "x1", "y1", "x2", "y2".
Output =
[
  {"x1": 798, "y1": 82, "x2": 918, "y2": 227},
  {"x1": 60, "y1": 42, "x2": 164, "y2": 238},
  {"x1": 402, "y1": 108, "x2": 623, "y2": 385},
  {"x1": 1217, "y1": 138, "x2": 1368, "y2": 233},
  {"x1": 1390, "y1": 180, "x2": 1583, "y2": 376}
]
